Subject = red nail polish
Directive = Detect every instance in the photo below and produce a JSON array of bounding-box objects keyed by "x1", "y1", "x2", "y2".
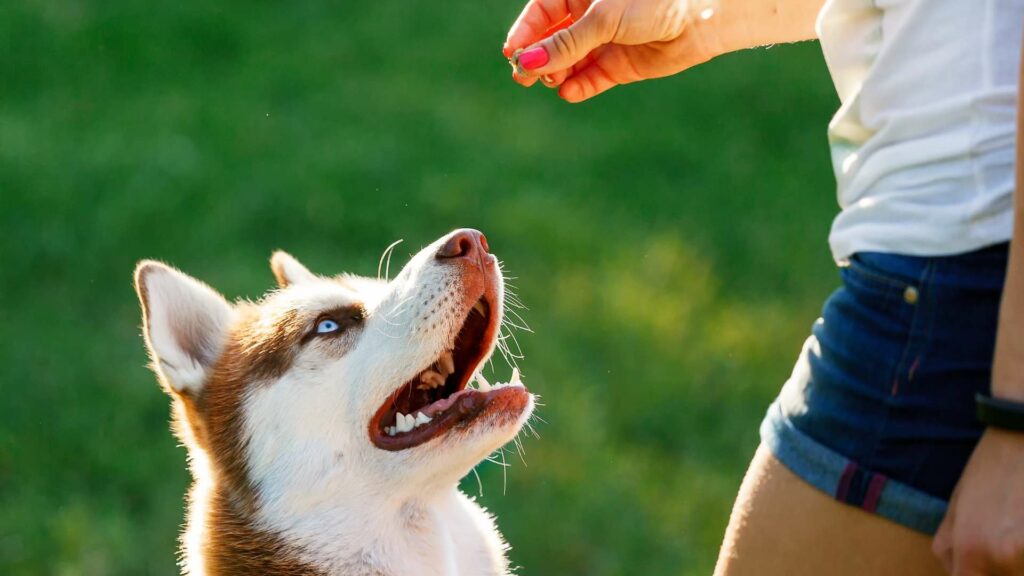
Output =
[{"x1": 518, "y1": 46, "x2": 549, "y2": 71}]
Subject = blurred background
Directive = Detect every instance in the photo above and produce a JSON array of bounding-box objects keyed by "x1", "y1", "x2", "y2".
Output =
[{"x1": 0, "y1": 1, "x2": 841, "y2": 574}]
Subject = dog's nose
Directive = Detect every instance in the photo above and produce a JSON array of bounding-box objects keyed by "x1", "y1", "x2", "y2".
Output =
[{"x1": 436, "y1": 229, "x2": 490, "y2": 261}]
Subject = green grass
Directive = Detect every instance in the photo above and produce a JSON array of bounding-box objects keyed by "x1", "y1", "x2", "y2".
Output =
[{"x1": 0, "y1": 1, "x2": 840, "y2": 574}]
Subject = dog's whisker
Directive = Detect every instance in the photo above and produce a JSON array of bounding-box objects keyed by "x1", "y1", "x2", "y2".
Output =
[
  {"x1": 378, "y1": 316, "x2": 405, "y2": 328},
  {"x1": 501, "y1": 328, "x2": 527, "y2": 361},
  {"x1": 493, "y1": 337, "x2": 518, "y2": 369},
  {"x1": 377, "y1": 238, "x2": 404, "y2": 281},
  {"x1": 505, "y1": 298, "x2": 523, "y2": 309},
  {"x1": 384, "y1": 240, "x2": 404, "y2": 281},
  {"x1": 505, "y1": 308, "x2": 532, "y2": 330},
  {"x1": 500, "y1": 448, "x2": 508, "y2": 496},
  {"x1": 371, "y1": 323, "x2": 402, "y2": 339},
  {"x1": 494, "y1": 333, "x2": 513, "y2": 358},
  {"x1": 501, "y1": 317, "x2": 533, "y2": 334},
  {"x1": 513, "y1": 435, "x2": 528, "y2": 466},
  {"x1": 503, "y1": 288, "x2": 523, "y2": 302},
  {"x1": 471, "y1": 467, "x2": 484, "y2": 498},
  {"x1": 385, "y1": 294, "x2": 416, "y2": 318},
  {"x1": 504, "y1": 296, "x2": 528, "y2": 310}
]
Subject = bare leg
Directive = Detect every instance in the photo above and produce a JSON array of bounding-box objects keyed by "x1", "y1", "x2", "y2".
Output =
[{"x1": 714, "y1": 445, "x2": 946, "y2": 576}]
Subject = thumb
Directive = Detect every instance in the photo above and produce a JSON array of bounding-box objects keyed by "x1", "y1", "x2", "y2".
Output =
[
  {"x1": 515, "y1": 5, "x2": 615, "y2": 76},
  {"x1": 933, "y1": 481, "x2": 962, "y2": 575},
  {"x1": 932, "y1": 513, "x2": 954, "y2": 574}
]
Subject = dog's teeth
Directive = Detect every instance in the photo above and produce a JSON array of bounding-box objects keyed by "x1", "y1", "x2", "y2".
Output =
[
  {"x1": 474, "y1": 371, "x2": 491, "y2": 392},
  {"x1": 473, "y1": 301, "x2": 486, "y2": 317},
  {"x1": 395, "y1": 413, "x2": 410, "y2": 433},
  {"x1": 419, "y1": 370, "x2": 445, "y2": 388},
  {"x1": 438, "y1": 352, "x2": 455, "y2": 376},
  {"x1": 510, "y1": 367, "x2": 522, "y2": 387},
  {"x1": 414, "y1": 412, "x2": 431, "y2": 427},
  {"x1": 387, "y1": 426, "x2": 396, "y2": 437}
]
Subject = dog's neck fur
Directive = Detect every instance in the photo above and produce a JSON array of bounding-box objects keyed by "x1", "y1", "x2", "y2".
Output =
[{"x1": 185, "y1": 451, "x2": 509, "y2": 576}]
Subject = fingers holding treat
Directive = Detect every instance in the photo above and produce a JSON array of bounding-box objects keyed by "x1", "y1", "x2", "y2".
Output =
[
  {"x1": 505, "y1": 3, "x2": 579, "y2": 88},
  {"x1": 508, "y1": 45, "x2": 571, "y2": 88}
]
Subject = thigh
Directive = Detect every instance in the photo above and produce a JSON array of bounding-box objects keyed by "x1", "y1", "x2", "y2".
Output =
[{"x1": 714, "y1": 445, "x2": 946, "y2": 576}]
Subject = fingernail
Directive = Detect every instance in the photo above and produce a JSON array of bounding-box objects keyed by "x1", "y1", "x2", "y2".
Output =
[{"x1": 518, "y1": 46, "x2": 549, "y2": 71}]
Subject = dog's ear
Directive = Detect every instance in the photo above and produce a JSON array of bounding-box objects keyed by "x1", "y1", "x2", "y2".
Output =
[
  {"x1": 270, "y1": 251, "x2": 317, "y2": 288},
  {"x1": 134, "y1": 261, "x2": 234, "y2": 396}
]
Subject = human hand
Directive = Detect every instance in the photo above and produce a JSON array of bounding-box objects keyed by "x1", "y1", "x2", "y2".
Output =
[
  {"x1": 933, "y1": 429, "x2": 1024, "y2": 575},
  {"x1": 503, "y1": 0, "x2": 724, "y2": 102}
]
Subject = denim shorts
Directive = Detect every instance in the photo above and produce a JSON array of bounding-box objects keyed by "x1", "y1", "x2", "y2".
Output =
[{"x1": 761, "y1": 243, "x2": 1009, "y2": 534}]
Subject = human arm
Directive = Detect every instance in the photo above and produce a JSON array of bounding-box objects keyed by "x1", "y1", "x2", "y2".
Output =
[
  {"x1": 930, "y1": 39, "x2": 1024, "y2": 576},
  {"x1": 991, "y1": 175, "x2": 1024, "y2": 402},
  {"x1": 503, "y1": 0, "x2": 826, "y2": 102}
]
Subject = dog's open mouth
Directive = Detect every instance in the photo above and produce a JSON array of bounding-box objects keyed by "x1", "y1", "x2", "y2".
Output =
[{"x1": 369, "y1": 297, "x2": 529, "y2": 451}]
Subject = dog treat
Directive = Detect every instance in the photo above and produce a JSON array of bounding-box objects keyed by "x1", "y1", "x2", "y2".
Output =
[{"x1": 509, "y1": 48, "x2": 526, "y2": 76}]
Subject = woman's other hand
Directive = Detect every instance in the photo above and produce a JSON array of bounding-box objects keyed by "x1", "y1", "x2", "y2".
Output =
[{"x1": 932, "y1": 429, "x2": 1024, "y2": 575}]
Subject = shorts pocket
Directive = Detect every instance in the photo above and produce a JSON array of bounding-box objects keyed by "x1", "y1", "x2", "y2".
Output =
[{"x1": 841, "y1": 253, "x2": 911, "y2": 299}]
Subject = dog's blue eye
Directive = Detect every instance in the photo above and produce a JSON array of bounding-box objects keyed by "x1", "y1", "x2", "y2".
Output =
[{"x1": 316, "y1": 319, "x2": 340, "y2": 334}]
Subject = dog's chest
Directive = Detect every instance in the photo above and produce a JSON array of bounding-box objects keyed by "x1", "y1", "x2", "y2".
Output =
[
  {"x1": 318, "y1": 540, "x2": 498, "y2": 576},
  {"x1": 289, "y1": 493, "x2": 508, "y2": 576}
]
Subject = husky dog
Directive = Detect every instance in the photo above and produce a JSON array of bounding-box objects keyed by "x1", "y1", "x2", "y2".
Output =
[{"x1": 133, "y1": 229, "x2": 534, "y2": 576}]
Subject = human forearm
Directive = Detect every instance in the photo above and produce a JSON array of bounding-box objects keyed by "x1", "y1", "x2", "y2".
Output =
[
  {"x1": 504, "y1": 0, "x2": 827, "y2": 101},
  {"x1": 992, "y1": 150, "x2": 1024, "y2": 401},
  {"x1": 932, "y1": 34, "x2": 1024, "y2": 576},
  {"x1": 708, "y1": 0, "x2": 826, "y2": 55}
]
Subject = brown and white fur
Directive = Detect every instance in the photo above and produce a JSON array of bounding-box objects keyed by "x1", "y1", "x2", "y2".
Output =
[{"x1": 133, "y1": 229, "x2": 534, "y2": 576}]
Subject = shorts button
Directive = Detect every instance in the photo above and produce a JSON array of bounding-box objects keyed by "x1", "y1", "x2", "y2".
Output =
[{"x1": 903, "y1": 286, "x2": 919, "y2": 305}]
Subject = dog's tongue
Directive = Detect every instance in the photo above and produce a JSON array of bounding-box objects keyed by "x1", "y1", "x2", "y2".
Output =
[
  {"x1": 420, "y1": 389, "x2": 472, "y2": 418},
  {"x1": 421, "y1": 368, "x2": 523, "y2": 419}
]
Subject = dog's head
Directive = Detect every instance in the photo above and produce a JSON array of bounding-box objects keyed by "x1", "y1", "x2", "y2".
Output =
[{"x1": 134, "y1": 229, "x2": 533, "y2": 506}]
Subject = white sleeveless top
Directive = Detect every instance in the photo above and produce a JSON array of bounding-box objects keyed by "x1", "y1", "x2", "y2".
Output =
[{"x1": 818, "y1": 0, "x2": 1023, "y2": 262}]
